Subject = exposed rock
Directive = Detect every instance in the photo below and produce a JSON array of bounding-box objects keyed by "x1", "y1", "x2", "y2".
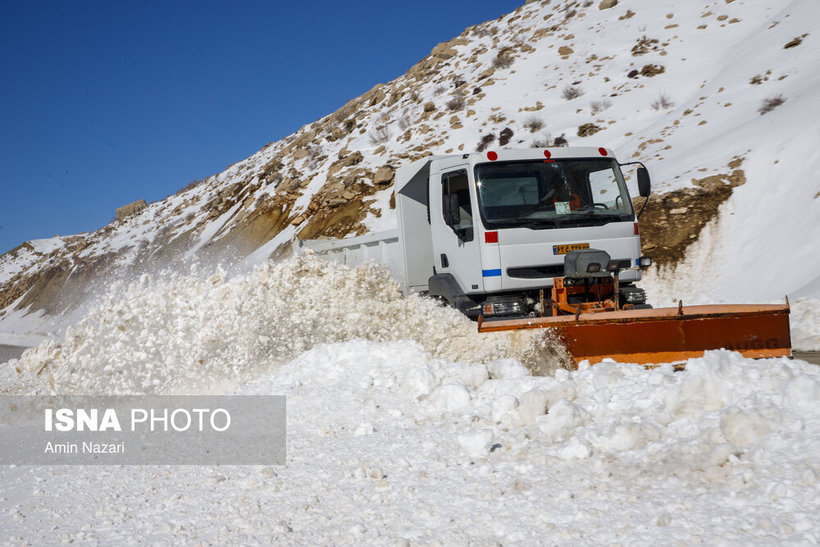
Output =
[
  {"x1": 784, "y1": 35, "x2": 806, "y2": 49},
  {"x1": 213, "y1": 197, "x2": 296, "y2": 258},
  {"x1": 637, "y1": 164, "x2": 745, "y2": 267},
  {"x1": 327, "y1": 151, "x2": 364, "y2": 177},
  {"x1": 577, "y1": 123, "x2": 602, "y2": 137},
  {"x1": 373, "y1": 166, "x2": 395, "y2": 186},
  {"x1": 115, "y1": 200, "x2": 147, "y2": 221},
  {"x1": 640, "y1": 64, "x2": 665, "y2": 77},
  {"x1": 363, "y1": 84, "x2": 386, "y2": 107},
  {"x1": 632, "y1": 37, "x2": 660, "y2": 56},
  {"x1": 407, "y1": 37, "x2": 471, "y2": 81},
  {"x1": 599, "y1": 0, "x2": 618, "y2": 9},
  {"x1": 558, "y1": 45, "x2": 574, "y2": 56},
  {"x1": 478, "y1": 68, "x2": 494, "y2": 81},
  {"x1": 431, "y1": 42, "x2": 458, "y2": 61},
  {"x1": 499, "y1": 127, "x2": 514, "y2": 146}
]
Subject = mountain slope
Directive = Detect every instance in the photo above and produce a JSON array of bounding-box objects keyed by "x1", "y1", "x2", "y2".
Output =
[
  {"x1": 2, "y1": 4, "x2": 820, "y2": 541},
  {"x1": 2, "y1": 0, "x2": 819, "y2": 336}
]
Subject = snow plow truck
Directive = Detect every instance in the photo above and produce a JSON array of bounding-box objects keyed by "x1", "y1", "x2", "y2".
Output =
[{"x1": 297, "y1": 147, "x2": 791, "y2": 365}]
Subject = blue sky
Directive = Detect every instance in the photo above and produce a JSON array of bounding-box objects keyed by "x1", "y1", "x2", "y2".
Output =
[{"x1": 0, "y1": 0, "x2": 522, "y2": 254}]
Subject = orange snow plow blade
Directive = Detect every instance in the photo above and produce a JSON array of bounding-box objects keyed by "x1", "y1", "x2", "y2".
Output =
[{"x1": 478, "y1": 303, "x2": 791, "y2": 366}]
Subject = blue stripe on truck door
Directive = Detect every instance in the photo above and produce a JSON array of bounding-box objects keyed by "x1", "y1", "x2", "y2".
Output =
[{"x1": 482, "y1": 269, "x2": 502, "y2": 277}]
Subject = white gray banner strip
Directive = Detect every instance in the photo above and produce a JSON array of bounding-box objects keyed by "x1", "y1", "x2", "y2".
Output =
[{"x1": 0, "y1": 396, "x2": 285, "y2": 465}]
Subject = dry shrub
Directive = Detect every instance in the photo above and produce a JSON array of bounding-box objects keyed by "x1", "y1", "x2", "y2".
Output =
[
  {"x1": 524, "y1": 116, "x2": 544, "y2": 133},
  {"x1": 590, "y1": 99, "x2": 612, "y2": 115},
  {"x1": 758, "y1": 95, "x2": 785, "y2": 115},
  {"x1": 446, "y1": 94, "x2": 466, "y2": 111},
  {"x1": 477, "y1": 134, "x2": 495, "y2": 152},
  {"x1": 177, "y1": 177, "x2": 207, "y2": 195},
  {"x1": 577, "y1": 123, "x2": 602, "y2": 137},
  {"x1": 499, "y1": 127, "x2": 514, "y2": 146},
  {"x1": 369, "y1": 126, "x2": 391, "y2": 145},
  {"x1": 562, "y1": 85, "x2": 583, "y2": 100},
  {"x1": 632, "y1": 35, "x2": 660, "y2": 56},
  {"x1": 552, "y1": 134, "x2": 568, "y2": 147},
  {"x1": 492, "y1": 53, "x2": 514, "y2": 69},
  {"x1": 651, "y1": 93, "x2": 674, "y2": 110}
]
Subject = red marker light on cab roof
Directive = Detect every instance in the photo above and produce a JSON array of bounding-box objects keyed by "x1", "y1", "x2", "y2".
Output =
[
  {"x1": 598, "y1": 147, "x2": 608, "y2": 156},
  {"x1": 544, "y1": 150, "x2": 552, "y2": 159},
  {"x1": 485, "y1": 231, "x2": 498, "y2": 244},
  {"x1": 487, "y1": 151, "x2": 498, "y2": 161}
]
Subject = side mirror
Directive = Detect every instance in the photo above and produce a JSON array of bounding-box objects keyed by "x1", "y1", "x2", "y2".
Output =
[
  {"x1": 447, "y1": 194, "x2": 461, "y2": 226},
  {"x1": 637, "y1": 167, "x2": 651, "y2": 198}
]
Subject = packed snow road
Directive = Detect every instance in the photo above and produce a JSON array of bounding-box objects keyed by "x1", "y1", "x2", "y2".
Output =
[
  {"x1": 793, "y1": 351, "x2": 820, "y2": 366},
  {"x1": 1, "y1": 257, "x2": 819, "y2": 544},
  {"x1": 0, "y1": 345, "x2": 25, "y2": 364}
]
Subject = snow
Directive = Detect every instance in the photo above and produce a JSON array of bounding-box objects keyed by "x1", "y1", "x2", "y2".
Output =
[
  {"x1": 0, "y1": 237, "x2": 65, "y2": 285},
  {"x1": 2, "y1": 255, "x2": 819, "y2": 544},
  {"x1": 5, "y1": 255, "x2": 565, "y2": 395},
  {"x1": 791, "y1": 298, "x2": 820, "y2": 351}
]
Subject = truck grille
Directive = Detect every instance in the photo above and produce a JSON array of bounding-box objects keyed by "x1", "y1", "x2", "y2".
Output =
[{"x1": 506, "y1": 265, "x2": 564, "y2": 279}]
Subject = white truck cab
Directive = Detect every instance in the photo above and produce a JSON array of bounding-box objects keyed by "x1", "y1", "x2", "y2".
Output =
[
  {"x1": 396, "y1": 147, "x2": 651, "y2": 318},
  {"x1": 301, "y1": 147, "x2": 652, "y2": 319}
]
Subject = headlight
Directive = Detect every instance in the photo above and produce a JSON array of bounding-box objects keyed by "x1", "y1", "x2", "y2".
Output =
[
  {"x1": 482, "y1": 300, "x2": 525, "y2": 316},
  {"x1": 620, "y1": 286, "x2": 647, "y2": 305},
  {"x1": 608, "y1": 259, "x2": 632, "y2": 271}
]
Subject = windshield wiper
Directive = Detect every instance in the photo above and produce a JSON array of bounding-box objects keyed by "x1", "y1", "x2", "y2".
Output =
[
  {"x1": 518, "y1": 220, "x2": 559, "y2": 229},
  {"x1": 516, "y1": 201, "x2": 555, "y2": 219},
  {"x1": 515, "y1": 188, "x2": 558, "y2": 219}
]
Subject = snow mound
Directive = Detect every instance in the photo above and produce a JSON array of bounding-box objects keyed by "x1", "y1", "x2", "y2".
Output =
[
  {"x1": 790, "y1": 298, "x2": 820, "y2": 351},
  {"x1": 3, "y1": 289, "x2": 819, "y2": 543},
  {"x1": 220, "y1": 340, "x2": 819, "y2": 543},
  {"x1": 10, "y1": 254, "x2": 568, "y2": 394}
]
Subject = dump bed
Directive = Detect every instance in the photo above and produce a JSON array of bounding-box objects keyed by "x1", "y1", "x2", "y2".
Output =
[
  {"x1": 297, "y1": 230, "x2": 410, "y2": 292},
  {"x1": 298, "y1": 157, "x2": 440, "y2": 295}
]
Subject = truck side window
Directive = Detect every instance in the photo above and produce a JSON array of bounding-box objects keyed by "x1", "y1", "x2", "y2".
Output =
[{"x1": 442, "y1": 170, "x2": 473, "y2": 241}]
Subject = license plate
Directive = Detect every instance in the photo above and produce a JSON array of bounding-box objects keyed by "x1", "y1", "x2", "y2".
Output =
[{"x1": 553, "y1": 243, "x2": 590, "y2": 255}]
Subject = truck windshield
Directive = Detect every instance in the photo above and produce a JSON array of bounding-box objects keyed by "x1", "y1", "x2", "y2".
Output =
[{"x1": 474, "y1": 158, "x2": 635, "y2": 229}]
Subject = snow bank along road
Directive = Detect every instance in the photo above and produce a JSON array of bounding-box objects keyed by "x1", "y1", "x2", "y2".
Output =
[
  {"x1": 793, "y1": 352, "x2": 820, "y2": 366},
  {"x1": 1, "y1": 257, "x2": 819, "y2": 544}
]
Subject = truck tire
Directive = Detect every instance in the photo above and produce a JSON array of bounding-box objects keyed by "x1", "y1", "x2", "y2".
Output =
[{"x1": 428, "y1": 274, "x2": 479, "y2": 317}]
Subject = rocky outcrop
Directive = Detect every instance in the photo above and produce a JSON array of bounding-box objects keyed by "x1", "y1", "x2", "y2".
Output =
[
  {"x1": 373, "y1": 166, "x2": 394, "y2": 186},
  {"x1": 637, "y1": 160, "x2": 746, "y2": 267},
  {"x1": 115, "y1": 200, "x2": 147, "y2": 220}
]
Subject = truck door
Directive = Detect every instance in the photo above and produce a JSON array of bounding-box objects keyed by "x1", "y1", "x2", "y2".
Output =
[{"x1": 431, "y1": 168, "x2": 483, "y2": 295}]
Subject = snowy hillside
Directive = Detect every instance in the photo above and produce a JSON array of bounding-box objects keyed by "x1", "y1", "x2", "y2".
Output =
[
  {"x1": 2, "y1": 0, "x2": 820, "y2": 543},
  {"x1": 2, "y1": 0, "x2": 820, "y2": 330}
]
